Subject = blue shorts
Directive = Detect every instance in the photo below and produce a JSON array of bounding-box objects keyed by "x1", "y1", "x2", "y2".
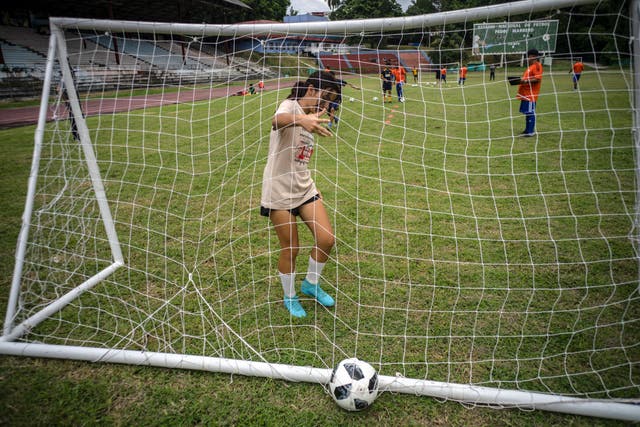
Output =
[
  {"x1": 572, "y1": 73, "x2": 581, "y2": 83},
  {"x1": 260, "y1": 193, "x2": 321, "y2": 217},
  {"x1": 519, "y1": 100, "x2": 536, "y2": 115}
]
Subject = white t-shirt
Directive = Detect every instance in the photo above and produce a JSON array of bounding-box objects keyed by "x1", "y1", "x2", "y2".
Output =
[{"x1": 261, "y1": 99, "x2": 318, "y2": 210}]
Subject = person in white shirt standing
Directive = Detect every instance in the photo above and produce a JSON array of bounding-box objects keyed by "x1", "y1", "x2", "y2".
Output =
[{"x1": 260, "y1": 71, "x2": 342, "y2": 318}]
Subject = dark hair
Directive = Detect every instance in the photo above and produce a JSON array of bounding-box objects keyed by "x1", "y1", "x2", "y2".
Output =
[
  {"x1": 527, "y1": 48, "x2": 539, "y2": 57},
  {"x1": 287, "y1": 71, "x2": 342, "y2": 101}
]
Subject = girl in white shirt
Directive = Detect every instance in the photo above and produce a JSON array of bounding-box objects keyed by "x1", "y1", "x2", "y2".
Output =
[{"x1": 260, "y1": 71, "x2": 341, "y2": 318}]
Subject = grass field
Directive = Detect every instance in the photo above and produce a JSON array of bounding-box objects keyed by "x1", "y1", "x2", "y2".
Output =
[{"x1": 0, "y1": 63, "x2": 637, "y2": 425}]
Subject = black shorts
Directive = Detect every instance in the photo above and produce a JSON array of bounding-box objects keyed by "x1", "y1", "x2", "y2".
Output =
[
  {"x1": 382, "y1": 82, "x2": 392, "y2": 91},
  {"x1": 260, "y1": 193, "x2": 321, "y2": 217}
]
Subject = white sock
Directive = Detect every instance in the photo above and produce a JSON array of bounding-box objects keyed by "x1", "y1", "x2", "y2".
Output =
[
  {"x1": 279, "y1": 271, "x2": 296, "y2": 298},
  {"x1": 305, "y1": 256, "x2": 325, "y2": 285}
]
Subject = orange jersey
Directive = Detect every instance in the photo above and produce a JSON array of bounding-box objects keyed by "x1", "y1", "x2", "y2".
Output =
[
  {"x1": 572, "y1": 62, "x2": 584, "y2": 74},
  {"x1": 517, "y1": 61, "x2": 543, "y2": 102},
  {"x1": 441, "y1": 68, "x2": 447, "y2": 76},
  {"x1": 459, "y1": 66, "x2": 468, "y2": 78},
  {"x1": 391, "y1": 67, "x2": 406, "y2": 83}
]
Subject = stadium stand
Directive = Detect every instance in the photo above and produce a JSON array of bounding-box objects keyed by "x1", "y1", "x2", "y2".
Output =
[
  {"x1": 65, "y1": 35, "x2": 122, "y2": 68},
  {"x1": 317, "y1": 50, "x2": 430, "y2": 74},
  {"x1": 0, "y1": 40, "x2": 47, "y2": 69},
  {"x1": 156, "y1": 41, "x2": 218, "y2": 69},
  {"x1": 0, "y1": 25, "x2": 50, "y2": 58},
  {"x1": 397, "y1": 50, "x2": 432, "y2": 70},
  {"x1": 0, "y1": 32, "x2": 273, "y2": 98},
  {"x1": 318, "y1": 53, "x2": 353, "y2": 72}
]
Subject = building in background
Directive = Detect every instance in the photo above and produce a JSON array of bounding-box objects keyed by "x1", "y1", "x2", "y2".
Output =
[{"x1": 235, "y1": 14, "x2": 348, "y2": 56}]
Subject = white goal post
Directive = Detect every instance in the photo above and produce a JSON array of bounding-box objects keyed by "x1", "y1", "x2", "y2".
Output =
[{"x1": 2, "y1": 0, "x2": 640, "y2": 421}]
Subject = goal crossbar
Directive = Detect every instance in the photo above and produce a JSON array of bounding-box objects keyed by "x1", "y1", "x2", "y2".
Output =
[{"x1": 50, "y1": 0, "x2": 597, "y2": 36}]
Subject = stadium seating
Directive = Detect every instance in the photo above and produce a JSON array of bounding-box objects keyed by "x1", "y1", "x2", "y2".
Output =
[
  {"x1": 318, "y1": 54, "x2": 353, "y2": 71},
  {"x1": 318, "y1": 50, "x2": 431, "y2": 74},
  {"x1": 397, "y1": 50, "x2": 432, "y2": 70},
  {"x1": 0, "y1": 41, "x2": 47, "y2": 69},
  {"x1": 0, "y1": 22, "x2": 429, "y2": 99},
  {"x1": 0, "y1": 26, "x2": 50, "y2": 57}
]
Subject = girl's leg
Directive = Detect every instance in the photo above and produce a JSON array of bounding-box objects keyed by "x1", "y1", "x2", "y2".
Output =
[
  {"x1": 270, "y1": 210, "x2": 305, "y2": 317},
  {"x1": 299, "y1": 198, "x2": 335, "y2": 263},
  {"x1": 298, "y1": 198, "x2": 335, "y2": 307},
  {"x1": 270, "y1": 210, "x2": 299, "y2": 273}
]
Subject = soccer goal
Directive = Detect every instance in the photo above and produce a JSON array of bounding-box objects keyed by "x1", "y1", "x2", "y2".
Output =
[{"x1": 2, "y1": 0, "x2": 640, "y2": 421}]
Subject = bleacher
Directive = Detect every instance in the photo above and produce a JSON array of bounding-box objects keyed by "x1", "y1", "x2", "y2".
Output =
[
  {"x1": 0, "y1": 26, "x2": 50, "y2": 57},
  {"x1": 397, "y1": 51, "x2": 431, "y2": 70},
  {"x1": 319, "y1": 50, "x2": 430, "y2": 74},
  {"x1": 156, "y1": 41, "x2": 222, "y2": 70},
  {"x1": 348, "y1": 52, "x2": 397, "y2": 73},
  {"x1": 0, "y1": 41, "x2": 47, "y2": 69},
  {"x1": 319, "y1": 54, "x2": 352, "y2": 71},
  {"x1": 1, "y1": 22, "x2": 441, "y2": 99},
  {"x1": 84, "y1": 34, "x2": 154, "y2": 69}
]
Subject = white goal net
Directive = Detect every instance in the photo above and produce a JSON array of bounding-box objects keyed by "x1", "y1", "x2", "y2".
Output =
[{"x1": 2, "y1": 0, "x2": 640, "y2": 421}]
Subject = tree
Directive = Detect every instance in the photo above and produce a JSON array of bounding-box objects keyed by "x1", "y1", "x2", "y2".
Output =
[
  {"x1": 405, "y1": 0, "x2": 437, "y2": 16},
  {"x1": 329, "y1": 0, "x2": 403, "y2": 48},
  {"x1": 220, "y1": 0, "x2": 290, "y2": 23},
  {"x1": 554, "y1": 0, "x2": 630, "y2": 65},
  {"x1": 406, "y1": 0, "x2": 512, "y2": 15},
  {"x1": 330, "y1": 0, "x2": 403, "y2": 21},
  {"x1": 327, "y1": 0, "x2": 341, "y2": 10}
]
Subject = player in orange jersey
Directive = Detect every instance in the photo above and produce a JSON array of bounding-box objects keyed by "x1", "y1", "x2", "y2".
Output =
[
  {"x1": 570, "y1": 60, "x2": 584, "y2": 90},
  {"x1": 391, "y1": 64, "x2": 407, "y2": 102},
  {"x1": 516, "y1": 48, "x2": 543, "y2": 137},
  {"x1": 458, "y1": 65, "x2": 468, "y2": 85}
]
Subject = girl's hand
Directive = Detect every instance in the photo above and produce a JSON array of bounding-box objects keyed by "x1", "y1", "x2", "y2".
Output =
[
  {"x1": 272, "y1": 110, "x2": 332, "y2": 136},
  {"x1": 299, "y1": 109, "x2": 332, "y2": 136}
]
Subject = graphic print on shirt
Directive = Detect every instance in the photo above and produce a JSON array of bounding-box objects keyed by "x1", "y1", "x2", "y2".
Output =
[{"x1": 295, "y1": 131, "x2": 314, "y2": 165}]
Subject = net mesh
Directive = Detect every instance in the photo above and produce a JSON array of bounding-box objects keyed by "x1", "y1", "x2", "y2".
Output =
[{"x1": 6, "y1": 0, "x2": 640, "y2": 403}]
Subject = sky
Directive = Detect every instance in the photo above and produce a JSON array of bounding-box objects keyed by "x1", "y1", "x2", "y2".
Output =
[{"x1": 289, "y1": 0, "x2": 412, "y2": 14}]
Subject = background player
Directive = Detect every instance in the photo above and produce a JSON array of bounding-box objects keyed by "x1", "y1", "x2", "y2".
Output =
[
  {"x1": 381, "y1": 64, "x2": 393, "y2": 102},
  {"x1": 570, "y1": 59, "x2": 584, "y2": 90},
  {"x1": 516, "y1": 48, "x2": 543, "y2": 137},
  {"x1": 458, "y1": 64, "x2": 468, "y2": 85},
  {"x1": 392, "y1": 63, "x2": 407, "y2": 102}
]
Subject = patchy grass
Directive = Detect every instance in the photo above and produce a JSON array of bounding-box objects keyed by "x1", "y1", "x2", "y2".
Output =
[{"x1": 0, "y1": 63, "x2": 637, "y2": 425}]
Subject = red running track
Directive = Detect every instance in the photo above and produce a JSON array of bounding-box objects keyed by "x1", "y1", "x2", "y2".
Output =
[{"x1": 0, "y1": 81, "x2": 283, "y2": 128}]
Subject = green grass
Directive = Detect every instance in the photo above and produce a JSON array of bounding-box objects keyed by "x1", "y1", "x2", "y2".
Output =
[{"x1": 0, "y1": 64, "x2": 637, "y2": 425}]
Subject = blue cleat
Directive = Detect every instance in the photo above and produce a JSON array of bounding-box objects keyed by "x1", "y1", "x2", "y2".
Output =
[
  {"x1": 283, "y1": 295, "x2": 306, "y2": 318},
  {"x1": 301, "y1": 279, "x2": 335, "y2": 307}
]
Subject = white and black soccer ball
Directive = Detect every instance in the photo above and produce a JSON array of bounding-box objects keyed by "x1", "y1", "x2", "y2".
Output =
[
  {"x1": 329, "y1": 358, "x2": 379, "y2": 411},
  {"x1": 373, "y1": 96, "x2": 379, "y2": 101},
  {"x1": 349, "y1": 97, "x2": 355, "y2": 102}
]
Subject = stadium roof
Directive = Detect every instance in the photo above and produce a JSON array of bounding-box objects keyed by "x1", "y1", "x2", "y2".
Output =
[{"x1": 3, "y1": 0, "x2": 252, "y2": 24}]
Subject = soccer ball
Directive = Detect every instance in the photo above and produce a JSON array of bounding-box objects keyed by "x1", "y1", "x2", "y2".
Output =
[
  {"x1": 373, "y1": 96, "x2": 379, "y2": 101},
  {"x1": 328, "y1": 358, "x2": 379, "y2": 411},
  {"x1": 349, "y1": 97, "x2": 355, "y2": 102}
]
